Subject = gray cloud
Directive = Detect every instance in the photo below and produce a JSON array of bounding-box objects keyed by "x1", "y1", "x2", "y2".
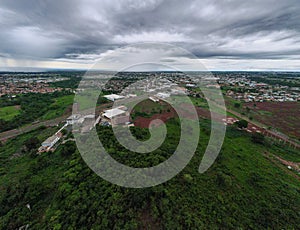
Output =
[{"x1": 0, "y1": 0, "x2": 300, "y2": 69}]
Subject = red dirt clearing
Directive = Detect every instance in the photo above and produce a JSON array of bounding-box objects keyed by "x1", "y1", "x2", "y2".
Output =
[
  {"x1": 134, "y1": 109, "x2": 178, "y2": 128},
  {"x1": 245, "y1": 102, "x2": 300, "y2": 138},
  {"x1": 133, "y1": 103, "x2": 226, "y2": 128}
]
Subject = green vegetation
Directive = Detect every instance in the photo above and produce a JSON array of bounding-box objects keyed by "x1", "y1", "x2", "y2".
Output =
[
  {"x1": 257, "y1": 110, "x2": 273, "y2": 116},
  {"x1": 0, "y1": 105, "x2": 20, "y2": 121},
  {"x1": 49, "y1": 76, "x2": 82, "y2": 89},
  {"x1": 251, "y1": 132, "x2": 265, "y2": 144},
  {"x1": 73, "y1": 91, "x2": 110, "y2": 111},
  {"x1": 268, "y1": 142, "x2": 300, "y2": 162},
  {"x1": 0, "y1": 91, "x2": 73, "y2": 132},
  {"x1": 0, "y1": 119, "x2": 299, "y2": 229},
  {"x1": 131, "y1": 99, "x2": 172, "y2": 120},
  {"x1": 189, "y1": 96, "x2": 209, "y2": 109},
  {"x1": 234, "y1": 102, "x2": 241, "y2": 108},
  {"x1": 225, "y1": 96, "x2": 244, "y2": 113},
  {"x1": 236, "y1": 119, "x2": 248, "y2": 129},
  {"x1": 41, "y1": 95, "x2": 74, "y2": 120}
]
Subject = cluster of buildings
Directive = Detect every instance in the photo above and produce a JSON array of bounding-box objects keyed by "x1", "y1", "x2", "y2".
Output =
[
  {"x1": 226, "y1": 89, "x2": 299, "y2": 102},
  {"x1": 38, "y1": 114, "x2": 102, "y2": 153},
  {"x1": 0, "y1": 74, "x2": 68, "y2": 83},
  {"x1": 0, "y1": 74, "x2": 70, "y2": 96},
  {"x1": 72, "y1": 73, "x2": 214, "y2": 130},
  {"x1": 32, "y1": 71, "x2": 300, "y2": 155},
  {"x1": 37, "y1": 77, "x2": 189, "y2": 153},
  {"x1": 0, "y1": 82, "x2": 64, "y2": 96},
  {"x1": 220, "y1": 75, "x2": 300, "y2": 102},
  {"x1": 66, "y1": 114, "x2": 101, "y2": 133},
  {"x1": 78, "y1": 72, "x2": 194, "y2": 95},
  {"x1": 118, "y1": 75, "x2": 189, "y2": 98}
]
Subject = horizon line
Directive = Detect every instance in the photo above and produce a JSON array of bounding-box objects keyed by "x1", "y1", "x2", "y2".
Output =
[{"x1": 1, "y1": 68, "x2": 300, "y2": 73}]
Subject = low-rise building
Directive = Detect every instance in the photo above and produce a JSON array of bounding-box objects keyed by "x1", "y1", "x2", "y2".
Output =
[
  {"x1": 156, "y1": 92, "x2": 170, "y2": 99},
  {"x1": 103, "y1": 94, "x2": 125, "y2": 101},
  {"x1": 38, "y1": 132, "x2": 62, "y2": 153},
  {"x1": 103, "y1": 107, "x2": 127, "y2": 119},
  {"x1": 66, "y1": 114, "x2": 84, "y2": 125}
]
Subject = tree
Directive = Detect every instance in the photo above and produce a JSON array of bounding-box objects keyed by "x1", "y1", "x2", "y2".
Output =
[
  {"x1": 216, "y1": 172, "x2": 232, "y2": 188},
  {"x1": 236, "y1": 120, "x2": 248, "y2": 129},
  {"x1": 24, "y1": 137, "x2": 40, "y2": 151},
  {"x1": 251, "y1": 132, "x2": 265, "y2": 144},
  {"x1": 61, "y1": 141, "x2": 77, "y2": 156},
  {"x1": 247, "y1": 171, "x2": 263, "y2": 187},
  {"x1": 234, "y1": 102, "x2": 241, "y2": 108}
]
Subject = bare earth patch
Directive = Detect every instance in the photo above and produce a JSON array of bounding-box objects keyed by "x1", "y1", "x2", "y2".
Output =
[{"x1": 245, "y1": 102, "x2": 300, "y2": 139}]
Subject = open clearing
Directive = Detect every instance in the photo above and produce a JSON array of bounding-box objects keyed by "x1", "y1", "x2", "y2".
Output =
[
  {"x1": 0, "y1": 105, "x2": 20, "y2": 121},
  {"x1": 245, "y1": 102, "x2": 300, "y2": 139},
  {"x1": 41, "y1": 95, "x2": 74, "y2": 120}
]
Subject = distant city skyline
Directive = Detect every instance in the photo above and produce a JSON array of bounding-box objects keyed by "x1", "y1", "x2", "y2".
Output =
[{"x1": 0, "y1": 0, "x2": 300, "y2": 71}]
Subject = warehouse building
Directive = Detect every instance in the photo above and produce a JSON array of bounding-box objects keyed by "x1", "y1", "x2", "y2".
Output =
[
  {"x1": 103, "y1": 107, "x2": 126, "y2": 119},
  {"x1": 38, "y1": 132, "x2": 62, "y2": 153},
  {"x1": 103, "y1": 94, "x2": 125, "y2": 101},
  {"x1": 101, "y1": 106, "x2": 132, "y2": 127}
]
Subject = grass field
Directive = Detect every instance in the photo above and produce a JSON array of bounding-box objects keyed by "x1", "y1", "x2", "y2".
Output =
[
  {"x1": 134, "y1": 99, "x2": 169, "y2": 113},
  {"x1": 0, "y1": 105, "x2": 20, "y2": 121},
  {"x1": 41, "y1": 95, "x2": 74, "y2": 120}
]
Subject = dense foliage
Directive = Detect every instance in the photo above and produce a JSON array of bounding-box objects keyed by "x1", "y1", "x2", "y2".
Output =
[
  {"x1": 0, "y1": 119, "x2": 299, "y2": 229},
  {"x1": 49, "y1": 76, "x2": 82, "y2": 89},
  {"x1": 0, "y1": 91, "x2": 73, "y2": 132},
  {"x1": 236, "y1": 119, "x2": 248, "y2": 129}
]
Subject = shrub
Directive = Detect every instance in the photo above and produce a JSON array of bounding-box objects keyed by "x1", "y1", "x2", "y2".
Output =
[
  {"x1": 236, "y1": 120, "x2": 248, "y2": 129},
  {"x1": 24, "y1": 137, "x2": 40, "y2": 151},
  {"x1": 234, "y1": 102, "x2": 241, "y2": 108},
  {"x1": 251, "y1": 132, "x2": 265, "y2": 144}
]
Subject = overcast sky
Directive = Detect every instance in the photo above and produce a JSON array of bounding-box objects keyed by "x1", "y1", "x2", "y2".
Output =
[{"x1": 0, "y1": 0, "x2": 300, "y2": 71}]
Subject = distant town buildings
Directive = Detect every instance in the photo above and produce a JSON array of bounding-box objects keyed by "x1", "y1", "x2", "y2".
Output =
[
  {"x1": 31, "y1": 71, "x2": 299, "y2": 154},
  {"x1": 220, "y1": 75, "x2": 300, "y2": 102},
  {"x1": 0, "y1": 74, "x2": 70, "y2": 96}
]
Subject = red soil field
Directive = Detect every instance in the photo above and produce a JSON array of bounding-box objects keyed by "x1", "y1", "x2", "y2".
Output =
[
  {"x1": 245, "y1": 102, "x2": 300, "y2": 139},
  {"x1": 133, "y1": 103, "x2": 225, "y2": 128},
  {"x1": 134, "y1": 108, "x2": 178, "y2": 128}
]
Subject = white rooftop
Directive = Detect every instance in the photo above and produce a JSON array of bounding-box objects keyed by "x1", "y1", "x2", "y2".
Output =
[
  {"x1": 67, "y1": 114, "x2": 81, "y2": 120},
  {"x1": 103, "y1": 94, "x2": 125, "y2": 101},
  {"x1": 103, "y1": 108, "x2": 126, "y2": 119},
  {"x1": 156, "y1": 92, "x2": 170, "y2": 99}
]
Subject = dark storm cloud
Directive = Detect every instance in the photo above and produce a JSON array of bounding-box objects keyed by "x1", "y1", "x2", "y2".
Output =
[{"x1": 0, "y1": 0, "x2": 300, "y2": 62}]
